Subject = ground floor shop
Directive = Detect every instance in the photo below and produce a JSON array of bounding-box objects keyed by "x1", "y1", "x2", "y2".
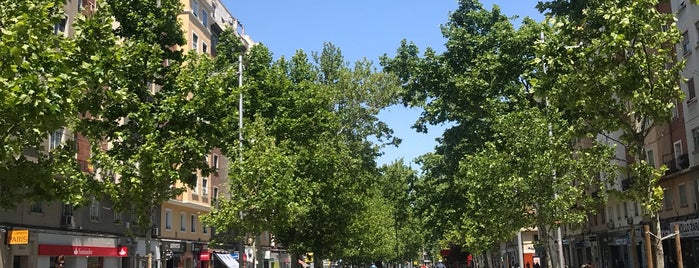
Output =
[{"x1": 0, "y1": 228, "x2": 127, "y2": 268}]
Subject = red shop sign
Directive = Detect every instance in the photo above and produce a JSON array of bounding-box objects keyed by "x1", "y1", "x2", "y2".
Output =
[
  {"x1": 200, "y1": 251, "x2": 210, "y2": 261},
  {"x1": 39, "y1": 244, "x2": 128, "y2": 257}
]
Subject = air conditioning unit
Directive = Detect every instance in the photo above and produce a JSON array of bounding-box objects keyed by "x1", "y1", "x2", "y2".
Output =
[{"x1": 62, "y1": 215, "x2": 76, "y2": 229}]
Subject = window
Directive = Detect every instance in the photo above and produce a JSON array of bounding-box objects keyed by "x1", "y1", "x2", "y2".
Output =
[
  {"x1": 693, "y1": 127, "x2": 699, "y2": 152},
  {"x1": 202, "y1": 178, "x2": 208, "y2": 196},
  {"x1": 672, "y1": 101, "x2": 679, "y2": 119},
  {"x1": 634, "y1": 202, "x2": 640, "y2": 216},
  {"x1": 202, "y1": 42, "x2": 208, "y2": 55},
  {"x1": 191, "y1": 214, "x2": 196, "y2": 232},
  {"x1": 54, "y1": 17, "x2": 67, "y2": 35},
  {"x1": 674, "y1": 140, "x2": 684, "y2": 169},
  {"x1": 646, "y1": 149, "x2": 655, "y2": 167},
  {"x1": 212, "y1": 154, "x2": 219, "y2": 169},
  {"x1": 192, "y1": 33, "x2": 199, "y2": 52},
  {"x1": 78, "y1": 0, "x2": 84, "y2": 11},
  {"x1": 63, "y1": 203, "x2": 74, "y2": 216},
  {"x1": 113, "y1": 211, "x2": 123, "y2": 224},
  {"x1": 165, "y1": 209, "x2": 172, "y2": 230},
  {"x1": 616, "y1": 204, "x2": 621, "y2": 219},
  {"x1": 664, "y1": 188, "x2": 674, "y2": 210},
  {"x1": 623, "y1": 202, "x2": 628, "y2": 218},
  {"x1": 191, "y1": 0, "x2": 199, "y2": 18},
  {"x1": 683, "y1": 31, "x2": 690, "y2": 54},
  {"x1": 695, "y1": 21, "x2": 699, "y2": 44},
  {"x1": 680, "y1": 184, "x2": 688, "y2": 207},
  {"x1": 30, "y1": 201, "x2": 42, "y2": 213},
  {"x1": 201, "y1": 9, "x2": 208, "y2": 26},
  {"x1": 90, "y1": 198, "x2": 100, "y2": 221},
  {"x1": 213, "y1": 187, "x2": 219, "y2": 200},
  {"x1": 203, "y1": 226, "x2": 208, "y2": 234},
  {"x1": 50, "y1": 128, "x2": 63, "y2": 150},
  {"x1": 180, "y1": 213, "x2": 186, "y2": 231},
  {"x1": 688, "y1": 77, "x2": 697, "y2": 100}
]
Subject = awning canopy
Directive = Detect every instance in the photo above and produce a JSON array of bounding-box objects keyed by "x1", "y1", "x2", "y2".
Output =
[{"x1": 215, "y1": 253, "x2": 239, "y2": 268}]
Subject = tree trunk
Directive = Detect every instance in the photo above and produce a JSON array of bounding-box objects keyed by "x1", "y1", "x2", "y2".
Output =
[
  {"x1": 653, "y1": 214, "x2": 665, "y2": 268},
  {"x1": 485, "y1": 250, "x2": 493, "y2": 268}
]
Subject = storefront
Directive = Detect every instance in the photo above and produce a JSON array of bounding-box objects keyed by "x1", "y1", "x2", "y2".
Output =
[
  {"x1": 36, "y1": 231, "x2": 126, "y2": 268},
  {"x1": 664, "y1": 217, "x2": 699, "y2": 267}
]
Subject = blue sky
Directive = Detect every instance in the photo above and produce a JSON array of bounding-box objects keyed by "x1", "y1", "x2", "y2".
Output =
[{"x1": 222, "y1": 0, "x2": 545, "y2": 166}]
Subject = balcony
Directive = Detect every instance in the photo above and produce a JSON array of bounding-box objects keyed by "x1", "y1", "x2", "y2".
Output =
[{"x1": 664, "y1": 154, "x2": 689, "y2": 176}]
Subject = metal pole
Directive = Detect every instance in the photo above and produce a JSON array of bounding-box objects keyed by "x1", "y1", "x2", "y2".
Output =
[
  {"x1": 238, "y1": 54, "x2": 245, "y2": 268},
  {"x1": 517, "y1": 231, "x2": 524, "y2": 268},
  {"x1": 238, "y1": 54, "x2": 243, "y2": 161},
  {"x1": 540, "y1": 31, "x2": 566, "y2": 268},
  {"x1": 631, "y1": 224, "x2": 639, "y2": 268}
]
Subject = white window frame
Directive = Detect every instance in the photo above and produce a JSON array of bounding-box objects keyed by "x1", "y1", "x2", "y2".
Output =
[
  {"x1": 191, "y1": 0, "x2": 199, "y2": 18},
  {"x1": 680, "y1": 184, "x2": 688, "y2": 208},
  {"x1": 165, "y1": 209, "x2": 173, "y2": 230},
  {"x1": 180, "y1": 213, "x2": 186, "y2": 231},
  {"x1": 201, "y1": 9, "x2": 208, "y2": 26},
  {"x1": 212, "y1": 154, "x2": 219, "y2": 169},
  {"x1": 674, "y1": 140, "x2": 683, "y2": 169},
  {"x1": 191, "y1": 214, "x2": 196, "y2": 232},
  {"x1": 54, "y1": 16, "x2": 68, "y2": 35},
  {"x1": 645, "y1": 148, "x2": 655, "y2": 168},
  {"x1": 687, "y1": 77, "x2": 697, "y2": 101},
  {"x1": 114, "y1": 211, "x2": 123, "y2": 224},
  {"x1": 90, "y1": 197, "x2": 100, "y2": 221},
  {"x1": 192, "y1": 33, "x2": 199, "y2": 52},
  {"x1": 202, "y1": 42, "x2": 208, "y2": 55},
  {"x1": 683, "y1": 31, "x2": 691, "y2": 55},
  {"x1": 50, "y1": 128, "x2": 64, "y2": 150},
  {"x1": 30, "y1": 201, "x2": 43, "y2": 213},
  {"x1": 202, "y1": 178, "x2": 208, "y2": 196}
]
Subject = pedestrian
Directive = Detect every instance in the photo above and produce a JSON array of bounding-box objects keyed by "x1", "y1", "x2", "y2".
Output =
[
  {"x1": 53, "y1": 255, "x2": 65, "y2": 268},
  {"x1": 370, "y1": 262, "x2": 377, "y2": 268},
  {"x1": 436, "y1": 260, "x2": 446, "y2": 268},
  {"x1": 533, "y1": 262, "x2": 540, "y2": 268}
]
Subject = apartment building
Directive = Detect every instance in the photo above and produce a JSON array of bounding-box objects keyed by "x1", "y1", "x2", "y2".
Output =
[
  {"x1": 562, "y1": 1, "x2": 699, "y2": 267},
  {"x1": 0, "y1": 0, "x2": 253, "y2": 268}
]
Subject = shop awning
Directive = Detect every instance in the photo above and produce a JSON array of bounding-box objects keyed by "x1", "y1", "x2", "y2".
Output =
[{"x1": 215, "y1": 253, "x2": 239, "y2": 268}]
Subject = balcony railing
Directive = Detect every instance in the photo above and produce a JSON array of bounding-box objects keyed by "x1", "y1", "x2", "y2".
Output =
[{"x1": 664, "y1": 153, "x2": 689, "y2": 176}]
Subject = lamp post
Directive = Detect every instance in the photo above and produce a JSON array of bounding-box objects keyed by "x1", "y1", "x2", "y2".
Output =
[
  {"x1": 237, "y1": 53, "x2": 246, "y2": 268},
  {"x1": 540, "y1": 31, "x2": 566, "y2": 268}
]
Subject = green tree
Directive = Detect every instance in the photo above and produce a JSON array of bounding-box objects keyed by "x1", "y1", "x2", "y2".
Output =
[
  {"x1": 74, "y1": 0, "x2": 231, "y2": 234},
  {"x1": 0, "y1": 0, "x2": 95, "y2": 208},
  {"x1": 381, "y1": 1, "x2": 614, "y2": 266},
  {"x1": 536, "y1": 0, "x2": 683, "y2": 267},
  {"x1": 204, "y1": 43, "x2": 402, "y2": 265}
]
